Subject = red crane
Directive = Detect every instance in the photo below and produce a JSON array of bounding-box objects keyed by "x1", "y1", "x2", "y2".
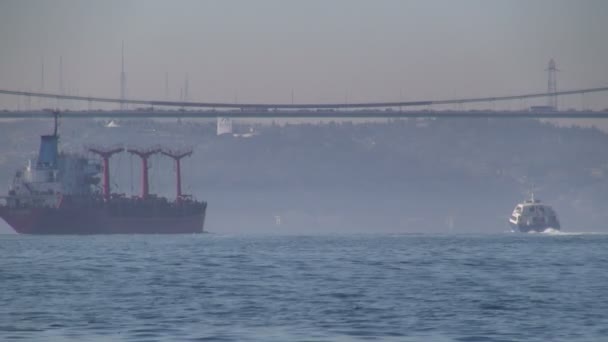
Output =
[
  {"x1": 127, "y1": 147, "x2": 161, "y2": 199},
  {"x1": 161, "y1": 148, "x2": 193, "y2": 203},
  {"x1": 88, "y1": 146, "x2": 124, "y2": 201}
]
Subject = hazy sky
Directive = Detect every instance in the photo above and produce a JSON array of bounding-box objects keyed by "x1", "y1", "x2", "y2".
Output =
[{"x1": 1, "y1": 0, "x2": 607, "y2": 109}]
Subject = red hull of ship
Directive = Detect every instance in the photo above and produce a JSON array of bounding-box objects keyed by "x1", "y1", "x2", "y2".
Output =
[{"x1": 0, "y1": 206, "x2": 205, "y2": 235}]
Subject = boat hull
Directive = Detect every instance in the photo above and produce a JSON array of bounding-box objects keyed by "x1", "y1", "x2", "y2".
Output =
[
  {"x1": 0, "y1": 206, "x2": 206, "y2": 235},
  {"x1": 509, "y1": 220, "x2": 560, "y2": 233}
]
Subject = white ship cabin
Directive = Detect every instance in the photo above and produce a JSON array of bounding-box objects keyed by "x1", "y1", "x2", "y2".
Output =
[{"x1": 509, "y1": 195, "x2": 558, "y2": 226}]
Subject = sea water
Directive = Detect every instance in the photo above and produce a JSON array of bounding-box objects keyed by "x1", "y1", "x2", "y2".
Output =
[{"x1": 1, "y1": 233, "x2": 607, "y2": 341}]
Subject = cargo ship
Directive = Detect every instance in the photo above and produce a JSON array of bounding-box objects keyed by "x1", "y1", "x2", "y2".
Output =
[
  {"x1": 0, "y1": 115, "x2": 206, "y2": 234},
  {"x1": 508, "y1": 193, "x2": 560, "y2": 233}
]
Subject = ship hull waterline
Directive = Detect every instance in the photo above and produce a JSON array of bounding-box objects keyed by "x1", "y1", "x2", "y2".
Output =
[
  {"x1": 509, "y1": 221, "x2": 560, "y2": 233},
  {"x1": 0, "y1": 207, "x2": 206, "y2": 235}
]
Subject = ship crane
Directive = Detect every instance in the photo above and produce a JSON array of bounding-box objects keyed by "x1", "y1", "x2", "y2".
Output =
[
  {"x1": 87, "y1": 145, "x2": 124, "y2": 201},
  {"x1": 127, "y1": 147, "x2": 161, "y2": 199},
  {"x1": 161, "y1": 148, "x2": 193, "y2": 203}
]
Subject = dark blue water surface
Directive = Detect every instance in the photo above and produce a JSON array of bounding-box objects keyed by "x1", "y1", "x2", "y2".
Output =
[{"x1": 1, "y1": 233, "x2": 608, "y2": 341}]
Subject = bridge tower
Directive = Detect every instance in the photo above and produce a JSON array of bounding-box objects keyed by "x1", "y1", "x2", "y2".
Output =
[
  {"x1": 88, "y1": 146, "x2": 124, "y2": 201},
  {"x1": 547, "y1": 59, "x2": 559, "y2": 109},
  {"x1": 127, "y1": 147, "x2": 161, "y2": 199}
]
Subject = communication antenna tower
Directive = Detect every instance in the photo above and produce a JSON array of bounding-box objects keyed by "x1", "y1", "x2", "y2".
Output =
[
  {"x1": 59, "y1": 56, "x2": 64, "y2": 95},
  {"x1": 57, "y1": 56, "x2": 64, "y2": 109},
  {"x1": 38, "y1": 58, "x2": 45, "y2": 109},
  {"x1": 165, "y1": 71, "x2": 169, "y2": 100},
  {"x1": 184, "y1": 74, "x2": 189, "y2": 101},
  {"x1": 546, "y1": 59, "x2": 559, "y2": 109},
  {"x1": 120, "y1": 41, "x2": 127, "y2": 110},
  {"x1": 40, "y1": 57, "x2": 45, "y2": 92}
]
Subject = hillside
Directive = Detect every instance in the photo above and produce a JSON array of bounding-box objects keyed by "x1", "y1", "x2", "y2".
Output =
[{"x1": 1, "y1": 117, "x2": 608, "y2": 233}]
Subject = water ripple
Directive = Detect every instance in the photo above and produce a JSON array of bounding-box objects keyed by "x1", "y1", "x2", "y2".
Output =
[{"x1": 1, "y1": 234, "x2": 607, "y2": 341}]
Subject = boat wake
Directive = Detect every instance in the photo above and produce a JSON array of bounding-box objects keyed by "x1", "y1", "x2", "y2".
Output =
[
  {"x1": 538, "y1": 227, "x2": 562, "y2": 234},
  {"x1": 506, "y1": 227, "x2": 608, "y2": 235},
  {"x1": 536, "y1": 228, "x2": 608, "y2": 236}
]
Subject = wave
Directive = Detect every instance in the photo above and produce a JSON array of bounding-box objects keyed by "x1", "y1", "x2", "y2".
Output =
[
  {"x1": 538, "y1": 228, "x2": 608, "y2": 236},
  {"x1": 506, "y1": 227, "x2": 608, "y2": 235}
]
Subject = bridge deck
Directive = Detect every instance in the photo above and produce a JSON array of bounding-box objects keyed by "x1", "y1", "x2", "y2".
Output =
[{"x1": 1, "y1": 110, "x2": 608, "y2": 119}]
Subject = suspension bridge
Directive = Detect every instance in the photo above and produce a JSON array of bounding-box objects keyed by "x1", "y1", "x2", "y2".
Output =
[{"x1": 0, "y1": 86, "x2": 607, "y2": 119}]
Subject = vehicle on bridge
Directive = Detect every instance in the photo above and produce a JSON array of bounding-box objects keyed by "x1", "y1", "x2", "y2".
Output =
[
  {"x1": 529, "y1": 106, "x2": 556, "y2": 112},
  {"x1": 240, "y1": 107, "x2": 269, "y2": 112}
]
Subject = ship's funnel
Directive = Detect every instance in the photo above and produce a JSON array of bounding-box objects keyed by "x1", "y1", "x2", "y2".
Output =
[{"x1": 37, "y1": 135, "x2": 59, "y2": 168}]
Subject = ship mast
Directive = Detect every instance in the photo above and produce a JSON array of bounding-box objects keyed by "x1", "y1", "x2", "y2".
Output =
[
  {"x1": 161, "y1": 148, "x2": 193, "y2": 203},
  {"x1": 88, "y1": 146, "x2": 124, "y2": 201},
  {"x1": 52, "y1": 110, "x2": 59, "y2": 136},
  {"x1": 127, "y1": 147, "x2": 161, "y2": 199}
]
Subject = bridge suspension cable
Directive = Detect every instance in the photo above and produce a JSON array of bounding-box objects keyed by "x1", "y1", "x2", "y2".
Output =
[{"x1": 0, "y1": 86, "x2": 607, "y2": 110}]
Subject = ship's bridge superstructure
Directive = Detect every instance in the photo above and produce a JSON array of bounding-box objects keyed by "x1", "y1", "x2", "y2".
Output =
[{"x1": 6, "y1": 132, "x2": 101, "y2": 208}]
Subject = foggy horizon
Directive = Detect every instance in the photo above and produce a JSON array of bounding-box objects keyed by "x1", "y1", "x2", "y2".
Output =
[
  {"x1": 1, "y1": 0, "x2": 607, "y2": 110},
  {"x1": 2, "y1": 3, "x2": 608, "y2": 341}
]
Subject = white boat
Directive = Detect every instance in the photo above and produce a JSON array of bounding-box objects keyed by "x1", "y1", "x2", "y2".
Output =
[{"x1": 509, "y1": 194, "x2": 561, "y2": 233}]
